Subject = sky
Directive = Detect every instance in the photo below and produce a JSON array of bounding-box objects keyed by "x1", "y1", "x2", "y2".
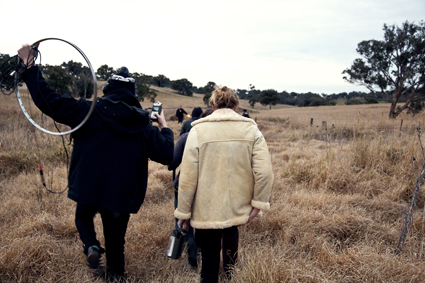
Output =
[{"x1": 1, "y1": 0, "x2": 424, "y2": 94}]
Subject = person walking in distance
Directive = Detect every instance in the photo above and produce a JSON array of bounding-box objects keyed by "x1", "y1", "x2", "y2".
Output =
[
  {"x1": 176, "y1": 105, "x2": 187, "y2": 123},
  {"x1": 18, "y1": 43, "x2": 174, "y2": 281}
]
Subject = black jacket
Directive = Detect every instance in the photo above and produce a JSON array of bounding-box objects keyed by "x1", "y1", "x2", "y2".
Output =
[
  {"x1": 179, "y1": 116, "x2": 200, "y2": 136},
  {"x1": 168, "y1": 132, "x2": 189, "y2": 189},
  {"x1": 175, "y1": 108, "x2": 187, "y2": 118},
  {"x1": 23, "y1": 67, "x2": 174, "y2": 213}
]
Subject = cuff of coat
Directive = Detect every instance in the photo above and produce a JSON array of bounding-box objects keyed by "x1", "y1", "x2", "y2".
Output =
[
  {"x1": 251, "y1": 200, "x2": 270, "y2": 211},
  {"x1": 174, "y1": 208, "x2": 191, "y2": 220}
]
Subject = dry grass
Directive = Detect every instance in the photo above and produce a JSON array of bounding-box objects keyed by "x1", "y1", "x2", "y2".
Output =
[{"x1": 2, "y1": 85, "x2": 425, "y2": 282}]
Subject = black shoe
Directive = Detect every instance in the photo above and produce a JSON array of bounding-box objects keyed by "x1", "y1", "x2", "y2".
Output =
[
  {"x1": 87, "y1": 245, "x2": 101, "y2": 269},
  {"x1": 188, "y1": 258, "x2": 198, "y2": 269}
]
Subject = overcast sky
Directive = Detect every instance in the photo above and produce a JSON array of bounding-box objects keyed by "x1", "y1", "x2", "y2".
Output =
[{"x1": 1, "y1": 0, "x2": 424, "y2": 94}]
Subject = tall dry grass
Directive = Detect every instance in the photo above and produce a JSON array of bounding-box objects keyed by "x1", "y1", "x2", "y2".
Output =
[{"x1": 1, "y1": 87, "x2": 425, "y2": 282}]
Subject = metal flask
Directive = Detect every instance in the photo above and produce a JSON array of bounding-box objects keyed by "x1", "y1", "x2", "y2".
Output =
[{"x1": 167, "y1": 227, "x2": 186, "y2": 259}]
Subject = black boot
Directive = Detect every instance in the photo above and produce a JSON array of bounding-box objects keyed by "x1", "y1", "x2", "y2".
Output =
[{"x1": 87, "y1": 245, "x2": 102, "y2": 269}]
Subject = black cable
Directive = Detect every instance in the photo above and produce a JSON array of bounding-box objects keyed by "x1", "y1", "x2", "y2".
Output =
[
  {"x1": 0, "y1": 46, "x2": 70, "y2": 194},
  {"x1": 0, "y1": 45, "x2": 38, "y2": 95},
  {"x1": 31, "y1": 47, "x2": 70, "y2": 194}
]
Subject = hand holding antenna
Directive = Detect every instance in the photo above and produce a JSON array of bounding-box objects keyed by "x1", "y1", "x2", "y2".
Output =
[{"x1": 17, "y1": 43, "x2": 39, "y2": 69}]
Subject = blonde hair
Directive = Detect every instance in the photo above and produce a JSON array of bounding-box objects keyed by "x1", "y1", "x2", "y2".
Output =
[{"x1": 209, "y1": 86, "x2": 239, "y2": 109}]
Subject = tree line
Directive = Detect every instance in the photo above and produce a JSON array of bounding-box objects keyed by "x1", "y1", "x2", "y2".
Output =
[{"x1": 1, "y1": 20, "x2": 423, "y2": 117}]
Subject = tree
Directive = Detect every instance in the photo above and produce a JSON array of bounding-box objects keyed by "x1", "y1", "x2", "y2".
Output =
[
  {"x1": 249, "y1": 96, "x2": 259, "y2": 108},
  {"x1": 364, "y1": 94, "x2": 379, "y2": 104},
  {"x1": 132, "y1": 72, "x2": 157, "y2": 103},
  {"x1": 45, "y1": 65, "x2": 73, "y2": 94},
  {"x1": 260, "y1": 89, "x2": 280, "y2": 109},
  {"x1": 194, "y1": 86, "x2": 204, "y2": 94},
  {"x1": 152, "y1": 74, "x2": 170, "y2": 87},
  {"x1": 203, "y1": 81, "x2": 215, "y2": 106},
  {"x1": 0, "y1": 53, "x2": 14, "y2": 93},
  {"x1": 248, "y1": 84, "x2": 261, "y2": 108},
  {"x1": 0, "y1": 53, "x2": 11, "y2": 78},
  {"x1": 96, "y1": 64, "x2": 114, "y2": 80},
  {"x1": 342, "y1": 21, "x2": 425, "y2": 118},
  {"x1": 61, "y1": 60, "x2": 82, "y2": 77},
  {"x1": 171, "y1": 78, "x2": 193, "y2": 96},
  {"x1": 309, "y1": 97, "x2": 329, "y2": 106},
  {"x1": 406, "y1": 101, "x2": 425, "y2": 116},
  {"x1": 74, "y1": 72, "x2": 94, "y2": 99},
  {"x1": 236, "y1": 89, "x2": 248, "y2": 99},
  {"x1": 61, "y1": 61, "x2": 93, "y2": 98}
]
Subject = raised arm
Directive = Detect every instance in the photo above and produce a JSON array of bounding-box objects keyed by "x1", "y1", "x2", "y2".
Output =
[{"x1": 144, "y1": 124, "x2": 174, "y2": 165}]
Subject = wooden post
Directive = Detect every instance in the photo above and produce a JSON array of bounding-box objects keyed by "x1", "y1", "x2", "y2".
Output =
[
  {"x1": 399, "y1": 119, "x2": 403, "y2": 137},
  {"x1": 310, "y1": 118, "x2": 313, "y2": 128},
  {"x1": 322, "y1": 121, "x2": 327, "y2": 130}
]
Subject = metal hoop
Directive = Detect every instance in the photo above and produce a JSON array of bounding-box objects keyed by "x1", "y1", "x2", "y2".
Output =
[{"x1": 16, "y1": 38, "x2": 98, "y2": 136}]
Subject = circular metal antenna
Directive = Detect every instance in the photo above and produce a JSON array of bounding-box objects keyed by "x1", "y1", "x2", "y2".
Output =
[{"x1": 16, "y1": 38, "x2": 98, "y2": 136}]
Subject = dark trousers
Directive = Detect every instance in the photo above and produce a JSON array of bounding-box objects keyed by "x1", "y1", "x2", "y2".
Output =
[
  {"x1": 75, "y1": 203, "x2": 130, "y2": 276},
  {"x1": 178, "y1": 116, "x2": 183, "y2": 123},
  {"x1": 196, "y1": 226, "x2": 239, "y2": 283}
]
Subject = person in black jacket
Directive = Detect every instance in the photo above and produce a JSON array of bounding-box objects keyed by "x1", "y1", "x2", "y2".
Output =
[
  {"x1": 175, "y1": 105, "x2": 187, "y2": 123},
  {"x1": 18, "y1": 44, "x2": 174, "y2": 280},
  {"x1": 168, "y1": 108, "x2": 214, "y2": 268},
  {"x1": 179, "y1": 107, "x2": 203, "y2": 136}
]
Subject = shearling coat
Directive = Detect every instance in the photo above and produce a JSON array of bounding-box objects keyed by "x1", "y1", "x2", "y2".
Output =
[{"x1": 174, "y1": 108, "x2": 273, "y2": 229}]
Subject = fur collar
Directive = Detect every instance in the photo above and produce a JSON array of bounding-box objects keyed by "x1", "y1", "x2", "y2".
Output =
[{"x1": 192, "y1": 108, "x2": 256, "y2": 126}]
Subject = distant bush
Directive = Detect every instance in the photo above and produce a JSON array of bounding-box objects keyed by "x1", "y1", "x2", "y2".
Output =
[
  {"x1": 345, "y1": 99, "x2": 364, "y2": 105},
  {"x1": 364, "y1": 95, "x2": 379, "y2": 104},
  {"x1": 309, "y1": 97, "x2": 329, "y2": 106}
]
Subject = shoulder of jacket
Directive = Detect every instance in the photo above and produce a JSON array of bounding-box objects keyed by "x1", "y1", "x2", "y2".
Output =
[{"x1": 192, "y1": 108, "x2": 257, "y2": 126}]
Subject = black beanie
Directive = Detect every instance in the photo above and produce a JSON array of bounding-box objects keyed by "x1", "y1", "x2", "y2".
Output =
[
  {"x1": 104, "y1": 67, "x2": 136, "y2": 95},
  {"x1": 191, "y1": 107, "x2": 203, "y2": 118}
]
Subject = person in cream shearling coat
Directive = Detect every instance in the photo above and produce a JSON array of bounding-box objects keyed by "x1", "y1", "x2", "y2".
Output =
[{"x1": 175, "y1": 86, "x2": 273, "y2": 283}]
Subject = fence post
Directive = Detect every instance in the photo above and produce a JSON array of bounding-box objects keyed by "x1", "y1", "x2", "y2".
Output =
[
  {"x1": 322, "y1": 121, "x2": 327, "y2": 131},
  {"x1": 310, "y1": 118, "x2": 313, "y2": 128}
]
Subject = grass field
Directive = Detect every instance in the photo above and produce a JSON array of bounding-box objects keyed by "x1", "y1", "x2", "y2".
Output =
[{"x1": 1, "y1": 83, "x2": 425, "y2": 282}]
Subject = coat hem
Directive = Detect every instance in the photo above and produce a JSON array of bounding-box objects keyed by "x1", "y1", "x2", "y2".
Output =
[{"x1": 190, "y1": 216, "x2": 250, "y2": 229}]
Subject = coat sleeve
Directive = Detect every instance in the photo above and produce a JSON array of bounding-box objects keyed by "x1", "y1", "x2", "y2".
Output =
[
  {"x1": 251, "y1": 128, "x2": 274, "y2": 211},
  {"x1": 179, "y1": 122, "x2": 186, "y2": 136},
  {"x1": 23, "y1": 66, "x2": 90, "y2": 128},
  {"x1": 174, "y1": 129, "x2": 199, "y2": 220},
  {"x1": 168, "y1": 133, "x2": 188, "y2": 171},
  {"x1": 144, "y1": 126, "x2": 174, "y2": 165}
]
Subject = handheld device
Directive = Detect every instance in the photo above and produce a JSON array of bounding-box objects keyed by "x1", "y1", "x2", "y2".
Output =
[{"x1": 150, "y1": 101, "x2": 162, "y2": 122}]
